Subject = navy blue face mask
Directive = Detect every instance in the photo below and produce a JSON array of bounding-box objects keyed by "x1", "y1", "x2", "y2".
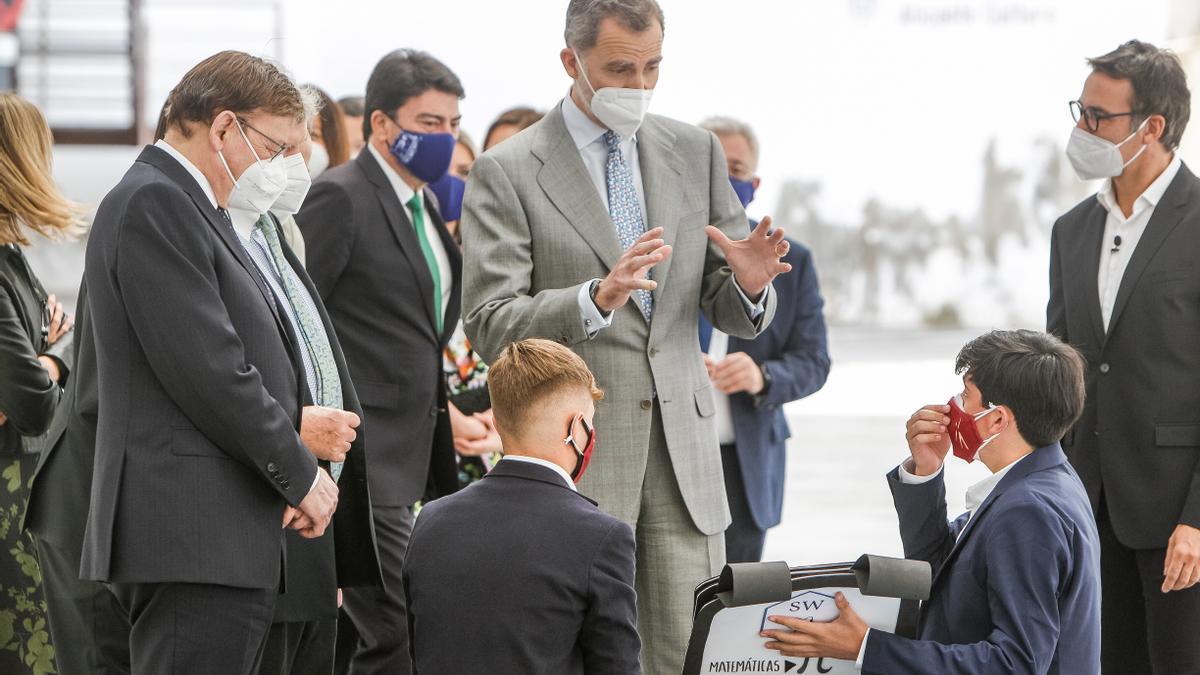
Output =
[
  {"x1": 427, "y1": 173, "x2": 466, "y2": 222},
  {"x1": 729, "y1": 176, "x2": 756, "y2": 208},
  {"x1": 387, "y1": 124, "x2": 456, "y2": 184}
]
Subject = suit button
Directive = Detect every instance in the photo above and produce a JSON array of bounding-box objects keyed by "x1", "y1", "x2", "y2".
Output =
[
  {"x1": 559, "y1": 335, "x2": 570, "y2": 344},
  {"x1": 648, "y1": 347, "x2": 658, "y2": 357},
  {"x1": 267, "y1": 461, "x2": 278, "y2": 473},
  {"x1": 281, "y1": 479, "x2": 290, "y2": 490},
  {"x1": 640, "y1": 399, "x2": 652, "y2": 411},
  {"x1": 1099, "y1": 363, "x2": 1110, "y2": 374}
]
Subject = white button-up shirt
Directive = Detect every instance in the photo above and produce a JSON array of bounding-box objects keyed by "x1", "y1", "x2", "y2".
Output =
[
  {"x1": 1096, "y1": 154, "x2": 1182, "y2": 330},
  {"x1": 499, "y1": 455, "x2": 578, "y2": 491}
]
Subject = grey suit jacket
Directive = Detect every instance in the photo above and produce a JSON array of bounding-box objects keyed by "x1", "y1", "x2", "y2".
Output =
[{"x1": 461, "y1": 102, "x2": 776, "y2": 534}]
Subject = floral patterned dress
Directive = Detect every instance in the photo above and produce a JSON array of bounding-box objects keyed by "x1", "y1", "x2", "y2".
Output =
[{"x1": 442, "y1": 321, "x2": 499, "y2": 485}]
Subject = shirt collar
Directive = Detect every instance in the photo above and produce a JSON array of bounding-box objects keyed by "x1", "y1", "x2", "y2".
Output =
[
  {"x1": 1097, "y1": 153, "x2": 1182, "y2": 216},
  {"x1": 155, "y1": 139, "x2": 218, "y2": 209},
  {"x1": 964, "y1": 454, "x2": 1027, "y2": 517},
  {"x1": 499, "y1": 455, "x2": 578, "y2": 491},
  {"x1": 561, "y1": 93, "x2": 638, "y2": 152},
  {"x1": 366, "y1": 142, "x2": 420, "y2": 208}
]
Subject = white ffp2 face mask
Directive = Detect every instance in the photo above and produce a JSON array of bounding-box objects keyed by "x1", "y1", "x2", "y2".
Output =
[
  {"x1": 1066, "y1": 117, "x2": 1150, "y2": 180},
  {"x1": 574, "y1": 49, "x2": 654, "y2": 140},
  {"x1": 218, "y1": 118, "x2": 288, "y2": 213},
  {"x1": 308, "y1": 142, "x2": 330, "y2": 178},
  {"x1": 270, "y1": 152, "x2": 312, "y2": 218}
]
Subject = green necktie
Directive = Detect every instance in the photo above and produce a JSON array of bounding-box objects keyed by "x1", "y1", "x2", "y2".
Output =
[{"x1": 407, "y1": 193, "x2": 443, "y2": 334}]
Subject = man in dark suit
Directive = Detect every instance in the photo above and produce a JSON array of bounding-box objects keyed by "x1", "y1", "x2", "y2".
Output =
[
  {"x1": 698, "y1": 116, "x2": 831, "y2": 563},
  {"x1": 81, "y1": 51, "x2": 339, "y2": 674},
  {"x1": 23, "y1": 283, "x2": 132, "y2": 675},
  {"x1": 763, "y1": 330, "x2": 1101, "y2": 673},
  {"x1": 219, "y1": 142, "x2": 381, "y2": 673},
  {"x1": 404, "y1": 338, "x2": 639, "y2": 674},
  {"x1": 294, "y1": 50, "x2": 463, "y2": 674},
  {"x1": 1047, "y1": 40, "x2": 1200, "y2": 674}
]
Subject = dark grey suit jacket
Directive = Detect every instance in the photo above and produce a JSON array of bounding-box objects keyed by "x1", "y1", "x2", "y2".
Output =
[
  {"x1": 403, "y1": 459, "x2": 640, "y2": 674},
  {"x1": 294, "y1": 149, "x2": 462, "y2": 507},
  {"x1": 81, "y1": 145, "x2": 319, "y2": 589},
  {"x1": 1048, "y1": 161, "x2": 1200, "y2": 549}
]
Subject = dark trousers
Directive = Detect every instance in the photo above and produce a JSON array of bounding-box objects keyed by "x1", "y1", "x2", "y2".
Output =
[
  {"x1": 35, "y1": 536, "x2": 131, "y2": 674},
  {"x1": 1099, "y1": 498, "x2": 1200, "y2": 674},
  {"x1": 338, "y1": 504, "x2": 413, "y2": 675},
  {"x1": 259, "y1": 619, "x2": 336, "y2": 675},
  {"x1": 111, "y1": 581, "x2": 275, "y2": 675},
  {"x1": 720, "y1": 443, "x2": 767, "y2": 563}
]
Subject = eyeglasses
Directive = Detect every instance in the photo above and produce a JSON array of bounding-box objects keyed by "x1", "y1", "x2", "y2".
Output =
[
  {"x1": 237, "y1": 116, "x2": 289, "y2": 161},
  {"x1": 1070, "y1": 100, "x2": 1137, "y2": 133}
]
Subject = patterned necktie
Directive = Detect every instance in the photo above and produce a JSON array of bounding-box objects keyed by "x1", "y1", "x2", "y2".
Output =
[
  {"x1": 604, "y1": 130, "x2": 653, "y2": 322},
  {"x1": 253, "y1": 215, "x2": 346, "y2": 480},
  {"x1": 407, "y1": 194, "x2": 444, "y2": 334}
]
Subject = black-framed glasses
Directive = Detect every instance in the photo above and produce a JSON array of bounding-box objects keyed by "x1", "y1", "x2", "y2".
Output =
[
  {"x1": 236, "y1": 116, "x2": 288, "y2": 161},
  {"x1": 1070, "y1": 100, "x2": 1136, "y2": 133}
]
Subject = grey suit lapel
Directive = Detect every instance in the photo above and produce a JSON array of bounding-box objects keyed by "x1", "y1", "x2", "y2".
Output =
[
  {"x1": 1105, "y1": 163, "x2": 1194, "y2": 342},
  {"x1": 533, "y1": 105, "x2": 622, "y2": 271},
  {"x1": 637, "y1": 116, "x2": 685, "y2": 320}
]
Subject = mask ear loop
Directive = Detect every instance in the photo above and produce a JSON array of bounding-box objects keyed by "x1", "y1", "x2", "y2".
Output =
[
  {"x1": 974, "y1": 405, "x2": 1003, "y2": 451},
  {"x1": 1118, "y1": 117, "x2": 1152, "y2": 169}
]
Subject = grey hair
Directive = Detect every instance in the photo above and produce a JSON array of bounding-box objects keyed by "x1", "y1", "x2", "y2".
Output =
[
  {"x1": 298, "y1": 84, "x2": 324, "y2": 124},
  {"x1": 699, "y1": 116, "x2": 759, "y2": 164},
  {"x1": 564, "y1": 0, "x2": 665, "y2": 51}
]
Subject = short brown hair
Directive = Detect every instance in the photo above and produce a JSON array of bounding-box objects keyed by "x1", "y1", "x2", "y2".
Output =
[
  {"x1": 955, "y1": 330, "x2": 1086, "y2": 449},
  {"x1": 0, "y1": 93, "x2": 83, "y2": 244},
  {"x1": 1088, "y1": 40, "x2": 1191, "y2": 151},
  {"x1": 483, "y1": 106, "x2": 544, "y2": 151},
  {"x1": 488, "y1": 339, "x2": 604, "y2": 435},
  {"x1": 565, "y1": 0, "x2": 664, "y2": 51},
  {"x1": 163, "y1": 50, "x2": 306, "y2": 138}
]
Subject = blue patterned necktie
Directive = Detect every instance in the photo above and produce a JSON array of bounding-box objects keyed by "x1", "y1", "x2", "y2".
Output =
[
  {"x1": 604, "y1": 130, "x2": 653, "y2": 321},
  {"x1": 253, "y1": 215, "x2": 346, "y2": 480}
]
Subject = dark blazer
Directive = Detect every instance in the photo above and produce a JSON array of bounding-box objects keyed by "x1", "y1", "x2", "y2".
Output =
[
  {"x1": 81, "y1": 145, "x2": 319, "y2": 589},
  {"x1": 1047, "y1": 162, "x2": 1200, "y2": 549},
  {"x1": 725, "y1": 239, "x2": 829, "y2": 530},
  {"x1": 863, "y1": 445, "x2": 1101, "y2": 674},
  {"x1": 267, "y1": 213, "x2": 382, "y2": 622},
  {"x1": 0, "y1": 243, "x2": 65, "y2": 454},
  {"x1": 23, "y1": 281, "x2": 94, "y2": 551},
  {"x1": 294, "y1": 149, "x2": 462, "y2": 507},
  {"x1": 403, "y1": 459, "x2": 640, "y2": 675}
]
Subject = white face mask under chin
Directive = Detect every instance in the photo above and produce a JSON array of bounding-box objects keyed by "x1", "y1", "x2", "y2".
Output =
[
  {"x1": 218, "y1": 119, "x2": 288, "y2": 214},
  {"x1": 1066, "y1": 117, "x2": 1150, "y2": 181},
  {"x1": 573, "y1": 49, "x2": 654, "y2": 140}
]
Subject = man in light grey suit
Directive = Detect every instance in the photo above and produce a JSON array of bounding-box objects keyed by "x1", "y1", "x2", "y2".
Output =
[{"x1": 460, "y1": 1, "x2": 791, "y2": 671}]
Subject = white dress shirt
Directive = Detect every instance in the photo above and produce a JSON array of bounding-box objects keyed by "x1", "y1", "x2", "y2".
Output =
[
  {"x1": 499, "y1": 455, "x2": 578, "y2": 491},
  {"x1": 560, "y1": 95, "x2": 768, "y2": 337},
  {"x1": 367, "y1": 143, "x2": 454, "y2": 327},
  {"x1": 704, "y1": 327, "x2": 737, "y2": 445},
  {"x1": 855, "y1": 453, "x2": 1029, "y2": 668},
  {"x1": 1096, "y1": 154, "x2": 1182, "y2": 330}
]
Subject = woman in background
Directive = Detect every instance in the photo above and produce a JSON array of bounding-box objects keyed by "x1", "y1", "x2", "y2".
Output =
[{"x1": 0, "y1": 92, "x2": 80, "y2": 675}]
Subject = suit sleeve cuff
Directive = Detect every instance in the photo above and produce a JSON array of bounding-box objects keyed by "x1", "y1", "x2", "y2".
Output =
[
  {"x1": 577, "y1": 279, "x2": 613, "y2": 338},
  {"x1": 855, "y1": 628, "x2": 870, "y2": 669},
  {"x1": 731, "y1": 274, "x2": 769, "y2": 320},
  {"x1": 897, "y1": 458, "x2": 943, "y2": 484}
]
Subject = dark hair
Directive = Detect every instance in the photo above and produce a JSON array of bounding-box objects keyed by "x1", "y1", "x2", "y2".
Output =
[
  {"x1": 482, "y1": 106, "x2": 545, "y2": 150},
  {"x1": 153, "y1": 99, "x2": 169, "y2": 141},
  {"x1": 306, "y1": 85, "x2": 350, "y2": 169},
  {"x1": 954, "y1": 330, "x2": 1086, "y2": 449},
  {"x1": 163, "y1": 50, "x2": 305, "y2": 138},
  {"x1": 337, "y1": 95, "x2": 364, "y2": 118},
  {"x1": 1088, "y1": 40, "x2": 1191, "y2": 151},
  {"x1": 363, "y1": 49, "x2": 464, "y2": 141},
  {"x1": 565, "y1": 0, "x2": 664, "y2": 51}
]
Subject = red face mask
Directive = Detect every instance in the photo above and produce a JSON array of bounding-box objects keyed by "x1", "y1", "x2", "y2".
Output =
[
  {"x1": 564, "y1": 414, "x2": 596, "y2": 483},
  {"x1": 947, "y1": 394, "x2": 1000, "y2": 463}
]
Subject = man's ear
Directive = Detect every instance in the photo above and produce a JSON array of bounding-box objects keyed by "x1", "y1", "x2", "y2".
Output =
[
  {"x1": 209, "y1": 110, "x2": 235, "y2": 152},
  {"x1": 560, "y1": 48, "x2": 579, "y2": 79}
]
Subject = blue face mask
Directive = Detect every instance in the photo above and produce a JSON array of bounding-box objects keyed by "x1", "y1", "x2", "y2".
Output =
[
  {"x1": 427, "y1": 173, "x2": 466, "y2": 222},
  {"x1": 387, "y1": 125, "x2": 456, "y2": 184},
  {"x1": 729, "y1": 176, "x2": 756, "y2": 208}
]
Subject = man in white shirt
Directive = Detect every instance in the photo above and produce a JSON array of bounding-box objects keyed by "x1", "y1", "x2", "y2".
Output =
[
  {"x1": 294, "y1": 49, "x2": 465, "y2": 674},
  {"x1": 1047, "y1": 39, "x2": 1200, "y2": 674},
  {"x1": 403, "y1": 338, "x2": 639, "y2": 674},
  {"x1": 762, "y1": 330, "x2": 1101, "y2": 674}
]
